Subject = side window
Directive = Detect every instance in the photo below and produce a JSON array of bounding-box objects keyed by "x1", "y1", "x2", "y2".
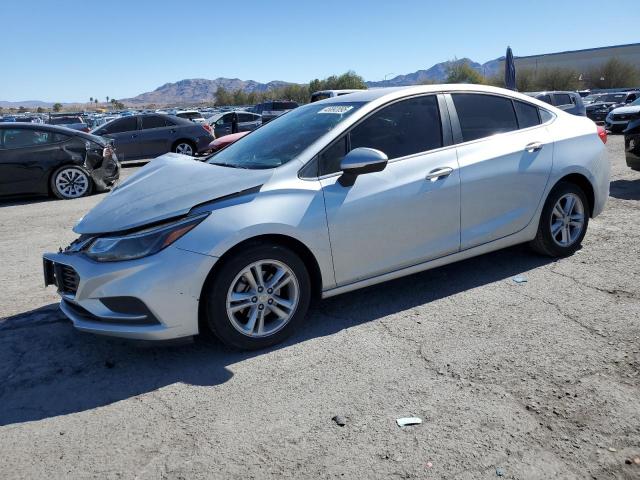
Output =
[
  {"x1": 350, "y1": 95, "x2": 442, "y2": 160},
  {"x1": 2, "y1": 129, "x2": 52, "y2": 149},
  {"x1": 627, "y1": 94, "x2": 637, "y2": 103},
  {"x1": 103, "y1": 117, "x2": 137, "y2": 134},
  {"x1": 318, "y1": 137, "x2": 347, "y2": 176},
  {"x1": 553, "y1": 93, "x2": 572, "y2": 106},
  {"x1": 141, "y1": 115, "x2": 167, "y2": 129},
  {"x1": 513, "y1": 101, "x2": 540, "y2": 129},
  {"x1": 452, "y1": 93, "x2": 518, "y2": 142},
  {"x1": 539, "y1": 109, "x2": 554, "y2": 123},
  {"x1": 53, "y1": 133, "x2": 70, "y2": 142},
  {"x1": 238, "y1": 113, "x2": 255, "y2": 122},
  {"x1": 538, "y1": 94, "x2": 552, "y2": 105}
]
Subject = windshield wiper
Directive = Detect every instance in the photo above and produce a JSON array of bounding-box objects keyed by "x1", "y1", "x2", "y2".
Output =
[{"x1": 208, "y1": 161, "x2": 248, "y2": 169}]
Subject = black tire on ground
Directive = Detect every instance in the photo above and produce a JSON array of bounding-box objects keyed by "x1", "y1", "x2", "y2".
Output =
[
  {"x1": 173, "y1": 140, "x2": 196, "y2": 156},
  {"x1": 204, "y1": 243, "x2": 311, "y2": 350},
  {"x1": 50, "y1": 165, "x2": 93, "y2": 200},
  {"x1": 530, "y1": 181, "x2": 589, "y2": 257}
]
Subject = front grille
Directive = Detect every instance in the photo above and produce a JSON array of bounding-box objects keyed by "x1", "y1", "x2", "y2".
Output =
[{"x1": 56, "y1": 264, "x2": 79, "y2": 295}]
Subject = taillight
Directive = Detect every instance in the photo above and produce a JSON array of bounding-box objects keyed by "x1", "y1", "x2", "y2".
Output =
[
  {"x1": 597, "y1": 125, "x2": 607, "y2": 144},
  {"x1": 82, "y1": 127, "x2": 90, "y2": 133},
  {"x1": 202, "y1": 124, "x2": 212, "y2": 134}
]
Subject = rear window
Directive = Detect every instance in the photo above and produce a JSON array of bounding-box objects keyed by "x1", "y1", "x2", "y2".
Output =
[
  {"x1": 49, "y1": 116, "x2": 83, "y2": 125},
  {"x1": 100, "y1": 116, "x2": 138, "y2": 134},
  {"x1": 272, "y1": 102, "x2": 298, "y2": 111},
  {"x1": 537, "y1": 94, "x2": 552, "y2": 105},
  {"x1": 452, "y1": 94, "x2": 518, "y2": 142},
  {"x1": 311, "y1": 93, "x2": 331, "y2": 103}
]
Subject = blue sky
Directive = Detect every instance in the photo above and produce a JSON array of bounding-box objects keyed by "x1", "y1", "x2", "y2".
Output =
[{"x1": 3, "y1": 0, "x2": 638, "y2": 102}]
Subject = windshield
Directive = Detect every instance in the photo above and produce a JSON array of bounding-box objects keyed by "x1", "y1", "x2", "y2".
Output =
[
  {"x1": 208, "y1": 102, "x2": 364, "y2": 169},
  {"x1": 630, "y1": 98, "x2": 640, "y2": 106}
]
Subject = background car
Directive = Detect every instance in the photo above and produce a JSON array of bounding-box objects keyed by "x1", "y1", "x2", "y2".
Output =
[
  {"x1": 175, "y1": 110, "x2": 206, "y2": 124},
  {"x1": 0, "y1": 123, "x2": 119, "y2": 199},
  {"x1": 206, "y1": 131, "x2": 250, "y2": 153},
  {"x1": 91, "y1": 113, "x2": 213, "y2": 161},
  {"x1": 525, "y1": 91, "x2": 586, "y2": 116},
  {"x1": 310, "y1": 89, "x2": 364, "y2": 102},
  {"x1": 207, "y1": 111, "x2": 261, "y2": 137},
  {"x1": 583, "y1": 93, "x2": 607, "y2": 105},
  {"x1": 605, "y1": 98, "x2": 640, "y2": 133},
  {"x1": 47, "y1": 115, "x2": 90, "y2": 132},
  {"x1": 586, "y1": 91, "x2": 640, "y2": 123},
  {"x1": 624, "y1": 118, "x2": 640, "y2": 170},
  {"x1": 251, "y1": 100, "x2": 298, "y2": 123}
]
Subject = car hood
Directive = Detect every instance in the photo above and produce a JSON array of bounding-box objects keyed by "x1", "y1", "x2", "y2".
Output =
[
  {"x1": 611, "y1": 105, "x2": 640, "y2": 115},
  {"x1": 74, "y1": 153, "x2": 272, "y2": 234}
]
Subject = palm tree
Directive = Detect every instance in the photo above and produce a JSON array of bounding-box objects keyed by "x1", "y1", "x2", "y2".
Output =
[
  {"x1": 89, "y1": 97, "x2": 93, "y2": 103},
  {"x1": 106, "y1": 96, "x2": 110, "y2": 103}
]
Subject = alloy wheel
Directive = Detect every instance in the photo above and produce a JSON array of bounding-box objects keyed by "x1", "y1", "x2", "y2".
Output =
[
  {"x1": 175, "y1": 143, "x2": 194, "y2": 156},
  {"x1": 550, "y1": 193, "x2": 585, "y2": 247},
  {"x1": 226, "y1": 260, "x2": 300, "y2": 338},
  {"x1": 55, "y1": 168, "x2": 89, "y2": 198}
]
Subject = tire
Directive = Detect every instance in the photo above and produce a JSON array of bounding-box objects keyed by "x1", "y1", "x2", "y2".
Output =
[
  {"x1": 50, "y1": 165, "x2": 93, "y2": 200},
  {"x1": 204, "y1": 243, "x2": 311, "y2": 350},
  {"x1": 173, "y1": 140, "x2": 195, "y2": 156},
  {"x1": 530, "y1": 181, "x2": 589, "y2": 257}
]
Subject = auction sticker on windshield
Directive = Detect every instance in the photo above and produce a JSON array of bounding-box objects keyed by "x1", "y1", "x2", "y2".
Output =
[{"x1": 318, "y1": 106, "x2": 354, "y2": 114}]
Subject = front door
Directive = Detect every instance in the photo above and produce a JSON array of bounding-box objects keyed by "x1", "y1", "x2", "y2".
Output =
[{"x1": 320, "y1": 95, "x2": 461, "y2": 286}]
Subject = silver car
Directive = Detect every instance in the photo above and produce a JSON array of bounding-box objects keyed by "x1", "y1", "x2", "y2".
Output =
[{"x1": 43, "y1": 85, "x2": 610, "y2": 350}]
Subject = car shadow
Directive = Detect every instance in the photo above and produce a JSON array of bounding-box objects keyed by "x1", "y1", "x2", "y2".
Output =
[
  {"x1": 609, "y1": 179, "x2": 640, "y2": 200},
  {"x1": 0, "y1": 244, "x2": 554, "y2": 426}
]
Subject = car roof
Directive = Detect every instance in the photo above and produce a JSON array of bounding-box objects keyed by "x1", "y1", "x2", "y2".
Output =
[
  {"x1": 324, "y1": 84, "x2": 551, "y2": 105},
  {"x1": 0, "y1": 121, "x2": 106, "y2": 143}
]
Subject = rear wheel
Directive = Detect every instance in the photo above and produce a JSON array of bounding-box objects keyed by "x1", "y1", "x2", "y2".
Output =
[
  {"x1": 173, "y1": 141, "x2": 195, "y2": 156},
  {"x1": 204, "y1": 243, "x2": 311, "y2": 350},
  {"x1": 50, "y1": 166, "x2": 93, "y2": 199},
  {"x1": 530, "y1": 181, "x2": 589, "y2": 257}
]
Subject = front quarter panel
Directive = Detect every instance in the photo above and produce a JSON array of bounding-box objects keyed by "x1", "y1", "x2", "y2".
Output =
[{"x1": 174, "y1": 176, "x2": 336, "y2": 290}]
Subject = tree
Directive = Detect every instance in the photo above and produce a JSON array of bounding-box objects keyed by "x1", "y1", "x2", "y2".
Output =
[
  {"x1": 18, "y1": 106, "x2": 26, "y2": 113},
  {"x1": 36, "y1": 107, "x2": 44, "y2": 113},
  {"x1": 586, "y1": 58, "x2": 639, "y2": 89},
  {"x1": 94, "y1": 99, "x2": 98, "y2": 106},
  {"x1": 89, "y1": 97, "x2": 93, "y2": 103},
  {"x1": 106, "y1": 96, "x2": 110, "y2": 103},
  {"x1": 535, "y1": 67, "x2": 579, "y2": 91},
  {"x1": 514, "y1": 68, "x2": 538, "y2": 92},
  {"x1": 52, "y1": 103, "x2": 62, "y2": 112},
  {"x1": 308, "y1": 71, "x2": 367, "y2": 93},
  {"x1": 445, "y1": 60, "x2": 485, "y2": 84}
]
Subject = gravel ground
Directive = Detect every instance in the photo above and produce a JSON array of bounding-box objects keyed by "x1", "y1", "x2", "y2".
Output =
[{"x1": 1, "y1": 139, "x2": 639, "y2": 479}]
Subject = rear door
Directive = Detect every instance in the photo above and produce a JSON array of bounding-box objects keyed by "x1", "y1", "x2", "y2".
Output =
[
  {"x1": 139, "y1": 115, "x2": 176, "y2": 157},
  {"x1": 96, "y1": 117, "x2": 140, "y2": 161},
  {"x1": 238, "y1": 113, "x2": 260, "y2": 131},
  {"x1": 448, "y1": 93, "x2": 553, "y2": 249},
  {"x1": 214, "y1": 113, "x2": 233, "y2": 137}
]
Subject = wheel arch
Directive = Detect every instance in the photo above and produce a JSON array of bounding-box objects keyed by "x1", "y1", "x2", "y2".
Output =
[
  {"x1": 48, "y1": 162, "x2": 93, "y2": 197},
  {"x1": 171, "y1": 138, "x2": 196, "y2": 152},
  {"x1": 197, "y1": 233, "x2": 323, "y2": 334},
  {"x1": 551, "y1": 173, "x2": 595, "y2": 217}
]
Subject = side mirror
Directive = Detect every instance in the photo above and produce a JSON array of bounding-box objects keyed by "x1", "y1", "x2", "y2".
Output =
[{"x1": 338, "y1": 147, "x2": 388, "y2": 187}]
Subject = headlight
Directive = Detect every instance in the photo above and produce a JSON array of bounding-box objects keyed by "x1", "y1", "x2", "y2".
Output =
[{"x1": 85, "y1": 213, "x2": 209, "y2": 262}]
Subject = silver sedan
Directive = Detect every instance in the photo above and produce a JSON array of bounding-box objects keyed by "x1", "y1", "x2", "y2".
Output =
[{"x1": 44, "y1": 85, "x2": 610, "y2": 350}]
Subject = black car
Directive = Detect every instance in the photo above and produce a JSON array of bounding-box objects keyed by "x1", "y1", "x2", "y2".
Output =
[
  {"x1": 91, "y1": 113, "x2": 214, "y2": 162},
  {"x1": 251, "y1": 101, "x2": 298, "y2": 123},
  {"x1": 0, "y1": 123, "x2": 119, "y2": 200},
  {"x1": 207, "y1": 111, "x2": 262, "y2": 137},
  {"x1": 586, "y1": 91, "x2": 640, "y2": 123},
  {"x1": 624, "y1": 119, "x2": 640, "y2": 171}
]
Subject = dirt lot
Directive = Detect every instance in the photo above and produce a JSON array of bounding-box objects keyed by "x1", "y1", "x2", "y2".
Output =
[{"x1": 1, "y1": 139, "x2": 639, "y2": 480}]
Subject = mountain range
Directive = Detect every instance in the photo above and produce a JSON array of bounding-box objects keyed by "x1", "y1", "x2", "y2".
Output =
[{"x1": 1, "y1": 57, "x2": 504, "y2": 108}]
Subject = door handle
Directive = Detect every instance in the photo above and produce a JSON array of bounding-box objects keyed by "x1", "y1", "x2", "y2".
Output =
[
  {"x1": 426, "y1": 167, "x2": 453, "y2": 181},
  {"x1": 525, "y1": 141, "x2": 543, "y2": 152}
]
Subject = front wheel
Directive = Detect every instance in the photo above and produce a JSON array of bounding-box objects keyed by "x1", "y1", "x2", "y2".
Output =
[
  {"x1": 530, "y1": 181, "x2": 589, "y2": 257},
  {"x1": 50, "y1": 166, "x2": 93, "y2": 199},
  {"x1": 204, "y1": 243, "x2": 311, "y2": 350}
]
